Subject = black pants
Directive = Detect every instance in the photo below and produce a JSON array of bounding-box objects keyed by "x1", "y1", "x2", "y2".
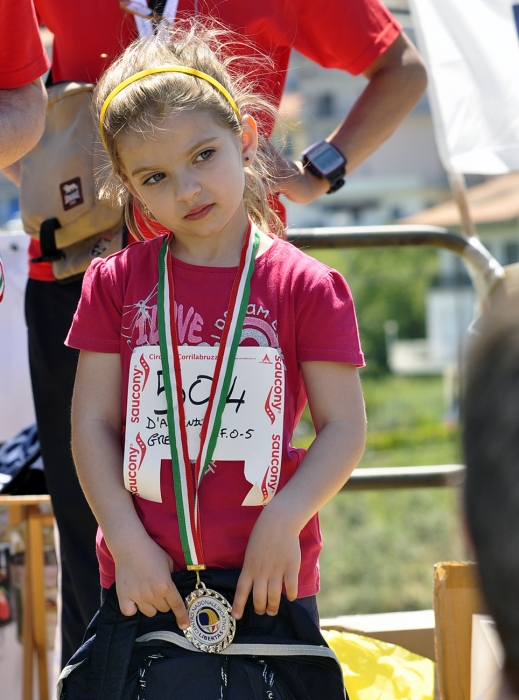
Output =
[{"x1": 25, "y1": 278, "x2": 100, "y2": 667}]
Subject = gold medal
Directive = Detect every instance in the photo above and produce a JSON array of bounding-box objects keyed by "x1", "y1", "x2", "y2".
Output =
[{"x1": 184, "y1": 573, "x2": 236, "y2": 653}]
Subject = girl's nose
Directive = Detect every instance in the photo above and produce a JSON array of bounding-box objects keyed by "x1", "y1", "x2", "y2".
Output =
[{"x1": 175, "y1": 172, "x2": 201, "y2": 201}]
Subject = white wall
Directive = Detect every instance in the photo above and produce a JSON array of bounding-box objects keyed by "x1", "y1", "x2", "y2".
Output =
[
  {"x1": 0, "y1": 232, "x2": 35, "y2": 442},
  {"x1": 426, "y1": 287, "x2": 475, "y2": 366}
]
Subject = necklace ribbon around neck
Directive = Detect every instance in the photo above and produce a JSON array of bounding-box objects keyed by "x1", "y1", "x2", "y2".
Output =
[{"x1": 157, "y1": 222, "x2": 260, "y2": 568}]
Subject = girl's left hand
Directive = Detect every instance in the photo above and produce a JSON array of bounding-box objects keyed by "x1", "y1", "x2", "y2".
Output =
[{"x1": 231, "y1": 505, "x2": 301, "y2": 620}]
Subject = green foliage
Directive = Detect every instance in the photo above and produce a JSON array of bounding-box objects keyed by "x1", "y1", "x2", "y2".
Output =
[
  {"x1": 366, "y1": 423, "x2": 456, "y2": 451},
  {"x1": 295, "y1": 375, "x2": 462, "y2": 463},
  {"x1": 361, "y1": 375, "x2": 448, "y2": 430},
  {"x1": 306, "y1": 247, "x2": 439, "y2": 374},
  {"x1": 318, "y1": 488, "x2": 466, "y2": 616}
]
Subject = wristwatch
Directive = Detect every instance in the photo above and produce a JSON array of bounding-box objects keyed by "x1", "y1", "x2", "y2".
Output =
[{"x1": 301, "y1": 140, "x2": 347, "y2": 194}]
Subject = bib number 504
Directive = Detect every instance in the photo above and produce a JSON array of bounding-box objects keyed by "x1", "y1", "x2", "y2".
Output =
[{"x1": 156, "y1": 371, "x2": 246, "y2": 413}]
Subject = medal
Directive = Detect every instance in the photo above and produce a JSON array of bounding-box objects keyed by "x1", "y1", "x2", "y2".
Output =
[
  {"x1": 184, "y1": 569, "x2": 236, "y2": 653},
  {"x1": 158, "y1": 221, "x2": 259, "y2": 651}
]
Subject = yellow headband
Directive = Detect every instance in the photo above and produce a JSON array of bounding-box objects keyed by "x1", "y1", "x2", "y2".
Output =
[{"x1": 99, "y1": 66, "x2": 242, "y2": 150}]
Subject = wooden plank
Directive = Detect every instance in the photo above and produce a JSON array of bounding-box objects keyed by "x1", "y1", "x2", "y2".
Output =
[
  {"x1": 21, "y1": 507, "x2": 33, "y2": 700},
  {"x1": 433, "y1": 561, "x2": 487, "y2": 700},
  {"x1": 8, "y1": 503, "x2": 25, "y2": 525},
  {"x1": 0, "y1": 495, "x2": 51, "y2": 506},
  {"x1": 27, "y1": 505, "x2": 48, "y2": 700}
]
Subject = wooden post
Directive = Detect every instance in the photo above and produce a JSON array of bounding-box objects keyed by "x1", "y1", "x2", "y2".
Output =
[
  {"x1": 21, "y1": 508, "x2": 34, "y2": 700},
  {"x1": 0, "y1": 497, "x2": 55, "y2": 700},
  {"x1": 27, "y1": 505, "x2": 49, "y2": 700},
  {"x1": 433, "y1": 561, "x2": 487, "y2": 700}
]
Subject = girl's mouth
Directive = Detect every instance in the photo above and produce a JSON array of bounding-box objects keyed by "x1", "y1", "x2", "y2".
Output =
[{"x1": 184, "y1": 203, "x2": 214, "y2": 221}]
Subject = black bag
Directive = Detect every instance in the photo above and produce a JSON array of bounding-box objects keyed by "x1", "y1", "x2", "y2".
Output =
[
  {"x1": 0, "y1": 423, "x2": 47, "y2": 495},
  {"x1": 58, "y1": 569, "x2": 348, "y2": 700}
]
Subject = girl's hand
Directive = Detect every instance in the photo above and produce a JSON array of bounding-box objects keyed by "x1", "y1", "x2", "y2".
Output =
[
  {"x1": 113, "y1": 535, "x2": 189, "y2": 629},
  {"x1": 231, "y1": 505, "x2": 301, "y2": 620}
]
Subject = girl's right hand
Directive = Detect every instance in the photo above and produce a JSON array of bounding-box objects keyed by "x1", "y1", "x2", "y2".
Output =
[{"x1": 113, "y1": 535, "x2": 189, "y2": 629}]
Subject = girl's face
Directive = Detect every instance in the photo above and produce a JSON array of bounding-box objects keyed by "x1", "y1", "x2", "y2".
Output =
[{"x1": 118, "y1": 109, "x2": 258, "y2": 249}]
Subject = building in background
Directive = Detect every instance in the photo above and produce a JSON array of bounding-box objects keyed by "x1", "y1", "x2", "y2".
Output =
[{"x1": 393, "y1": 173, "x2": 519, "y2": 375}]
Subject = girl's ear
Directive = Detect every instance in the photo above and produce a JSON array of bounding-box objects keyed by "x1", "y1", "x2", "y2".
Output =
[{"x1": 240, "y1": 114, "x2": 258, "y2": 166}]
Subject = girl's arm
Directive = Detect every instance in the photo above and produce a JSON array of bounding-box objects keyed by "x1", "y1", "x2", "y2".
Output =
[
  {"x1": 232, "y1": 361, "x2": 366, "y2": 619},
  {"x1": 71, "y1": 350, "x2": 189, "y2": 627}
]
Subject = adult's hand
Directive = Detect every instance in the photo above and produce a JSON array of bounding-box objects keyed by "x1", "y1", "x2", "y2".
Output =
[
  {"x1": 273, "y1": 32, "x2": 427, "y2": 206},
  {"x1": 271, "y1": 149, "x2": 330, "y2": 205}
]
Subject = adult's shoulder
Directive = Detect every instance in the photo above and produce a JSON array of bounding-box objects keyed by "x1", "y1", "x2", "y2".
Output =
[{"x1": 273, "y1": 0, "x2": 401, "y2": 75}]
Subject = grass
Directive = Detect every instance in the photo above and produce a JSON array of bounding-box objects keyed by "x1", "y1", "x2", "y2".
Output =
[
  {"x1": 293, "y1": 373, "x2": 468, "y2": 617},
  {"x1": 318, "y1": 488, "x2": 465, "y2": 617}
]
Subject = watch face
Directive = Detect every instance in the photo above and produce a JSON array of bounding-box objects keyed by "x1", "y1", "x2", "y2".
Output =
[
  {"x1": 307, "y1": 142, "x2": 344, "y2": 175},
  {"x1": 312, "y1": 144, "x2": 344, "y2": 174}
]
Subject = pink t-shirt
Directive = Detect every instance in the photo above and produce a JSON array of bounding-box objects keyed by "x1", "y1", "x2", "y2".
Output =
[{"x1": 66, "y1": 234, "x2": 364, "y2": 596}]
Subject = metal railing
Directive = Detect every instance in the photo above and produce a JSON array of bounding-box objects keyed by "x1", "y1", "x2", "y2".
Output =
[{"x1": 286, "y1": 224, "x2": 506, "y2": 490}]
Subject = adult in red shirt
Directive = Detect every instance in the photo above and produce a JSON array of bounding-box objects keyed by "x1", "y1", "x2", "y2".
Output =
[
  {"x1": 20, "y1": 0, "x2": 426, "y2": 667},
  {"x1": 0, "y1": 0, "x2": 48, "y2": 168}
]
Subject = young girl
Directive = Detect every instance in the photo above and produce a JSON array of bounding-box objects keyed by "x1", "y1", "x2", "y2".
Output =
[{"x1": 67, "y1": 23, "x2": 366, "y2": 637}]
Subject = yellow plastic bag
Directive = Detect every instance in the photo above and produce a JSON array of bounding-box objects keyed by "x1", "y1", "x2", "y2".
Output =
[{"x1": 322, "y1": 629, "x2": 435, "y2": 700}]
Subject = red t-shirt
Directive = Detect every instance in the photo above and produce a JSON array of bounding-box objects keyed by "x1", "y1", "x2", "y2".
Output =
[
  {"x1": 66, "y1": 234, "x2": 364, "y2": 595},
  {"x1": 29, "y1": 0, "x2": 401, "y2": 281},
  {"x1": 0, "y1": 0, "x2": 49, "y2": 88}
]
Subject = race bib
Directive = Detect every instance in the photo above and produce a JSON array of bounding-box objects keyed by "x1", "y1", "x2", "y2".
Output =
[{"x1": 124, "y1": 346, "x2": 285, "y2": 506}]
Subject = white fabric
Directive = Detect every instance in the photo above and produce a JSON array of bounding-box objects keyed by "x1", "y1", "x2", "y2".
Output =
[
  {"x1": 0, "y1": 232, "x2": 35, "y2": 442},
  {"x1": 124, "y1": 346, "x2": 285, "y2": 505},
  {"x1": 133, "y1": 0, "x2": 180, "y2": 38},
  {"x1": 135, "y1": 630, "x2": 340, "y2": 662},
  {"x1": 408, "y1": 0, "x2": 519, "y2": 174}
]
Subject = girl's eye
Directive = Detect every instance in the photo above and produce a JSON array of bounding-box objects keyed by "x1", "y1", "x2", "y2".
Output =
[
  {"x1": 194, "y1": 148, "x2": 215, "y2": 163},
  {"x1": 144, "y1": 172, "x2": 165, "y2": 185}
]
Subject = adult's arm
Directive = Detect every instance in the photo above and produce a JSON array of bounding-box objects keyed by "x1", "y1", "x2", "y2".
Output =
[
  {"x1": 0, "y1": 79, "x2": 47, "y2": 171},
  {"x1": 0, "y1": 0, "x2": 50, "y2": 169},
  {"x1": 275, "y1": 32, "x2": 428, "y2": 203}
]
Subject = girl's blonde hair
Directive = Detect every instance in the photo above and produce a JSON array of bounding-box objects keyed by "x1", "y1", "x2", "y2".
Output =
[{"x1": 92, "y1": 20, "x2": 284, "y2": 239}]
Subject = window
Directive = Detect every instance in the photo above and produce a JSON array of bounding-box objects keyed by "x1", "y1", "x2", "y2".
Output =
[
  {"x1": 505, "y1": 241, "x2": 519, "y2": 265},
  {"x1": 315, "y1": 94, "x2": 334, "y2": 117}
]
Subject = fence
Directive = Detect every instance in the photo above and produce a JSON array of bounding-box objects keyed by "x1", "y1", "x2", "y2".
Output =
[{"x1": 286, "y1": 224, "x2": 505, "y2": 491}]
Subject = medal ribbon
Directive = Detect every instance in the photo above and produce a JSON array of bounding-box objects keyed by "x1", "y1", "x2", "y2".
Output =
[
  {"x1": 157, "y1": 222, "x2": 260, "y2": 567},
  {"x1": 0, "y1": 255, "x2": 4, "y2": 303}
]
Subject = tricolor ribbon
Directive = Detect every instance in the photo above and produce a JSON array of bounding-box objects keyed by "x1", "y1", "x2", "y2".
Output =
[{"x1": 157, "y1": 221, "x2": 259, "y2": 567}]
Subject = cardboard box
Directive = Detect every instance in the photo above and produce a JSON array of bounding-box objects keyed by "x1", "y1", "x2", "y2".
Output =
[
  {"x1": 321, "y1": 609, "x2": 435, "y2": 661},
  {"x1": 434, "y1": 562, "x2": 487, "y2": 700}
]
